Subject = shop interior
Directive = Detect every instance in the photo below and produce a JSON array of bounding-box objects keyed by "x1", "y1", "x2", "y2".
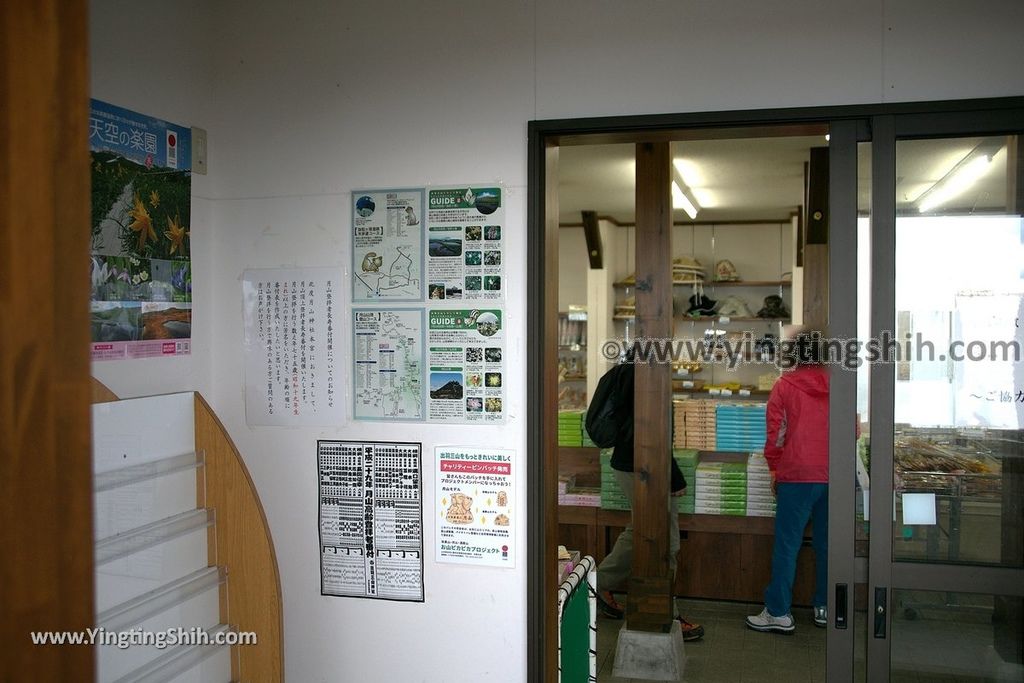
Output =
[{"x1": 551, "y1": 127, "x2": 1024, "y2": 682}]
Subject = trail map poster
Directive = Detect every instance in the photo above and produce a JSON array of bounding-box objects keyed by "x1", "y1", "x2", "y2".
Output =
[
  {"x1": 89, "y1": 99, "x2": 193, "y2": 360},
  {"x1": 319, "y1": 440, "x2": 424, "y2": 601},
  {"x1": 352, "y1": 308, "x2": 425, "y2": 420},
  {"x1": 352, "y1": 189, "x2": 425, "y2": 302}
]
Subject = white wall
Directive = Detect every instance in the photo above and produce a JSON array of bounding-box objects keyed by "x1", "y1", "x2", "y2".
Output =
[
  {"x1": 89, "y1": 0, "x2": 217, "y2": 400},
  {"x1": 558, "y1": 227, "x2": 588, "y2": 312},
  {"x1": 90, "y1": 1, "x2": 1024, "y2": 681}
]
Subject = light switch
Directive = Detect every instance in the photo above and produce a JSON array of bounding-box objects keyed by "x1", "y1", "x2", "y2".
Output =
[{"x1": 192, "y1": 126, "x2": 207, "y2": 175}]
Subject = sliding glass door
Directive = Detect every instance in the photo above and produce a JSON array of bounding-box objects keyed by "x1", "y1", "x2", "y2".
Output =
[{"x1": 829, "y1": 105, "x2": 1024, "y2": 681}]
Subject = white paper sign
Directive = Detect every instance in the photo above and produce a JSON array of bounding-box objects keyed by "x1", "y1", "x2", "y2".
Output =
[
  {"x1": 242, "y1": 268, "x2": 343, "y2": 426},
  {"x1": 319, "y1": 440, "x2": 424, "y2": 601},
  {"x1": 435, "y1": 446, "x2": 515, "y2": 567}
]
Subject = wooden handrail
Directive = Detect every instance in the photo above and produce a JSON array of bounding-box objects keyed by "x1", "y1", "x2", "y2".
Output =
[{"x1": 91, "y1": 378, "x2": 284, "y2": 680}]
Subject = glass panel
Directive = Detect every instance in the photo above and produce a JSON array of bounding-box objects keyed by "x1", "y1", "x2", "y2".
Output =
[
  {"x1": 891, "y1": 590, "x2": 1023, "y2": 682},
  {"x1": 857, "y1": 141, "x2": 872, "y2": 553},
  {"x1": 893, "y1": 135, "x2": 1024, "y2": 568},
  {"x1": 855, "y1": 140, "x2": 872, "y2": 683}
]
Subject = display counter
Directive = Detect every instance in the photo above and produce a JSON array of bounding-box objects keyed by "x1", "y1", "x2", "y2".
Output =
[{"x1": 557, "y1": 445, "x2": 818, "y2": 604}]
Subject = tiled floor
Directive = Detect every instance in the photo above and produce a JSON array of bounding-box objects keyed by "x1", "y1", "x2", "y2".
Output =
[
  {"x1": 595, "y1": 599, "x2": 826, "y2": 683},
  {"x1": 594, "y1": 598, "x2": 1024, "y2": 682}
]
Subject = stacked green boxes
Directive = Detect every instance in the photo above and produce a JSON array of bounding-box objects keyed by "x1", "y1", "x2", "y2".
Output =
[
  {"x1": 599, "y1": 449, "x2": 629, "y2": 510},
  {"x1": 558, "y1": 410, "x2": 586, "y2": 446},
  {"x1": 600, "y1": 448, "x2": 698, "y2": 513},
  {"x1": 674, "y1": 448, "x2": 697, "y2": 513},
  {"x1": 694, "y1": 461, "x2": 748, "y2": 515}
]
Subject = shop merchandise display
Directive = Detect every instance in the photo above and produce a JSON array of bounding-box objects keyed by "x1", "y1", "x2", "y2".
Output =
[
  {"x1": 757, "y1": 294, "x2": 790, "y2": 319},
  {"x1": 894, "y1": 430, "x2": 1003, "y2": 499},
  {"x1": 558, "y1": 409, "x2": 596, "y2": 447},
  {"x1": 600, "y1": 449, "x2": 697, "y2": 514},
  {"x1": 677, "y1": 399, "x2": 717, "y2": 449},
  {"x1": 694, "y1": 461, "x2": 748, "y2": 515},
  {"x1": 685, "y1": 290, "x2": 718, "y2": 316},
  {"x1": 714, "y1": 259, "x2": 741, "y2": 282},
  {"x1": 716, "y1": 295, "x2": 754, "y2": 317},
  {"x1": 746, "y1": 453, "x2": 776, "y2": 517},
  {"x1": 715, "y1": 403, "x2": 768, "y2": 452}
]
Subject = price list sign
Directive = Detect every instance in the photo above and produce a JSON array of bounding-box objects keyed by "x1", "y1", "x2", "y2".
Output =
[{"x1": 318, "y1": 440, "x2": 424, "y2": 601}]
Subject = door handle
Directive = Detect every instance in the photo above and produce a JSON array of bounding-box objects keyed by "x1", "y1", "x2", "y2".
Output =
[
  {"x1": 835, "y1": 583, "x2": 848, "y2": 629},
  {"x1": 874, "y1": 587, "x2": 887, "y2": 639}
]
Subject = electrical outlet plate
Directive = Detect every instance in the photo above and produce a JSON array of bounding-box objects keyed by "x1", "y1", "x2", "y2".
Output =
[{"x1": 192, "y1": 126, "x2": 207, "y2": 175}]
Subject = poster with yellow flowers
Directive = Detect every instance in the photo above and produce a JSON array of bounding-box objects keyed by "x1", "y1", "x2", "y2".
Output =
[{"x1": 89, "y1": 99, "x2": 192, "y2": 360}]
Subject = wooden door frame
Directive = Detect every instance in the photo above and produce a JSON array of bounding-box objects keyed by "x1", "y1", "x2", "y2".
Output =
[
  {"x1": 1, "y1": 1, "x2": 94, "y2": 680},
  {"x1": 527, "y1": 95, "x2": 1024, "y2": 682}
]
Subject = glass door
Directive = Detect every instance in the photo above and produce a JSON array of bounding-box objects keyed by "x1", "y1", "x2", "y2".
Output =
[{"x1": 857, "y1": 110, "x2": 1024, "y2": 682}]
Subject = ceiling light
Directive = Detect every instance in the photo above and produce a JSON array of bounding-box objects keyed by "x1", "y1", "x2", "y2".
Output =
[
  {"x1": 672, "y1": 159, "x2": 705, "y2": 188},
  {"x1": 916, "y1": 141, "x2": 1003, "y2": 213},
  {"x1": 671, "y1": 167, "x2": 700, "y2": 219}
]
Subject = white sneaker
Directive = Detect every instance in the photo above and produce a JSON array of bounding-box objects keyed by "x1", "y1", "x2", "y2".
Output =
[
  {"x1": 814, "y1": 606, "x2": 827, "y2": 628},
  {"x1": 745, "y1": 607, "x2": 795, "y2": 634}
]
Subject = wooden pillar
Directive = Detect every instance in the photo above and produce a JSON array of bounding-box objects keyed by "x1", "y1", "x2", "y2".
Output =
[
  {"x1": 0, "y1": 0, "x2": 94, "y2": 679},
  {"x1": 542, "y1": 144, "x2": 560, "y2": 682},
  {"x1": 628, "y1": 142, "x2": 674, "y2": 632}
]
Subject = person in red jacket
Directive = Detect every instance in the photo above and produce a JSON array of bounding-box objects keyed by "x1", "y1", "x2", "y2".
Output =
[{"x1": 746, "y1": 328, "x2": 829, "y2": 634}]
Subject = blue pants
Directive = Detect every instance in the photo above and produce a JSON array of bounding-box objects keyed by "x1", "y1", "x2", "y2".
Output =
[{"x1": 765, "y1": 482, "x2": 828, "y2": 617}]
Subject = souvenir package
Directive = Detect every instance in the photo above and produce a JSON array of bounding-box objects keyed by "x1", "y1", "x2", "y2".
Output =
[{"x1": 714, "y1": 259, "x2": 741, "y2": 282}]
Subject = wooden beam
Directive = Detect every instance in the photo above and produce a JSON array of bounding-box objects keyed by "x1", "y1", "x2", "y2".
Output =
[
  {"x1": 806, "y1": 147, "x2": 829, "y2": 244},
  {"x1": 543, "y1": 145, "x2": 561, "y2": 682},
  {"x1": 0, "y1": 0, "x2": 94, "y2": 679},
  {"x1": 628, "y1": 142, "x2": 674, "y2": 632},
  {"x1": 1008, "y1": 134, "x2": 1023, "y2": 214},
  {"x1": 580, "y1": 210, "x2": 603, "y2": 269},
  {"x1": 803, "y1": 244, "x2": 829, "y2": 330}
]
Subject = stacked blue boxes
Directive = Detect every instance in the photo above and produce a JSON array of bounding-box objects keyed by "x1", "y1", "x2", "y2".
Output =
[{"x1": 715, "y1": 403, "x2": 767, "y2": 452}]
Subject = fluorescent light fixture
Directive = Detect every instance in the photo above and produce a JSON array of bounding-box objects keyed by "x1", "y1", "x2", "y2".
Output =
[
  {"x1": 916, "y1": 141, "x2": 1003, "y2": 213},
  {"x1": 671, "y1": 166, "x2": 701, "y2": 219},
  {"x1": 672, "y1": 159, "x2": 705, "y2": 187}
]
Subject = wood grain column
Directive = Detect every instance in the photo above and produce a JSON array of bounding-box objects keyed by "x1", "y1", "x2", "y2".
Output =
[
  {"x1": 0, "y1": 0, "x2": 94, "y2": 679},
  {"x1": 627, "y1": 142, "x2": 674, "y2": 632},
  {"x1": 542, "y1": 144, "x2": 560, "y2": 681}
]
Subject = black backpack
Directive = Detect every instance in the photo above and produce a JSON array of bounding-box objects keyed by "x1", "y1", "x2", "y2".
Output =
[{"x1": 585, "y1": 363, "x2": 634, "y2": 448}]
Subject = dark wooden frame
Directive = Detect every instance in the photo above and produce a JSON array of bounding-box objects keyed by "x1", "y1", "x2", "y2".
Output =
[{"x1": 528, "y1": 95, "x2": 1024, "y2": 683}]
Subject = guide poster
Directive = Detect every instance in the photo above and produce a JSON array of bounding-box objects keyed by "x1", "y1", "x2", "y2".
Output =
[
  {"x1": 319, "y1": 440, "x2": 424, "y2": 601},
  {"x1": 427, "y1": 308, "x2": 505, "y2": 424},
  {"x1": 436, "y1": 446, "x2": 515, "y2": 567},
  {"x1": 242, "y1": 268, "x2": 343, "y2": 426},
  {"x1": 353, "y1": 308, "x2": 425, "y2": 420},
  {"x1": 426, "y1": 186, "x2": 504, "y2": 302},
  {"x1": 89, "y1": 99, "x2": 193, "y2": 361},
  {"x1": 352, "y1": 189, "x2": 425, "y2": 302}
]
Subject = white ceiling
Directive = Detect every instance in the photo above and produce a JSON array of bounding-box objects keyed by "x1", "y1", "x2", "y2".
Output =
[{"x1": 557, "y1": 134, "x2": 1012, "y2": 225}]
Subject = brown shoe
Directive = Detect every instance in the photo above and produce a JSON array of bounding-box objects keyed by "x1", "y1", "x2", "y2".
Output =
[
  {"x1": 676, "y1": 617, "x2": 704, "y2": 641},
  {"x1": 597, "y1": 590, "x2": 624, "y2": 619}
]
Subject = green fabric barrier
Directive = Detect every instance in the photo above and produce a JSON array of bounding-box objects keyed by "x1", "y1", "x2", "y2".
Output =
[{"x1": 559, "y1": 580, "x2": 590, "y2": 683}]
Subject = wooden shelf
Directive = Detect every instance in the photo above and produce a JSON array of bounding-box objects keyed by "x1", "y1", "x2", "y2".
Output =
[
  {"x1": 613, "y1": 280, "x2": 791, "y2": 289},
  {"x1": 706, "y1": 280, "x2": 791, "y2": 287},
  {"x1": 614, "y1": 315, "x2": 789, "y2": 323},
  {"x1": 561, "y1": 374, "x2": 587, "y2": 382}
]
